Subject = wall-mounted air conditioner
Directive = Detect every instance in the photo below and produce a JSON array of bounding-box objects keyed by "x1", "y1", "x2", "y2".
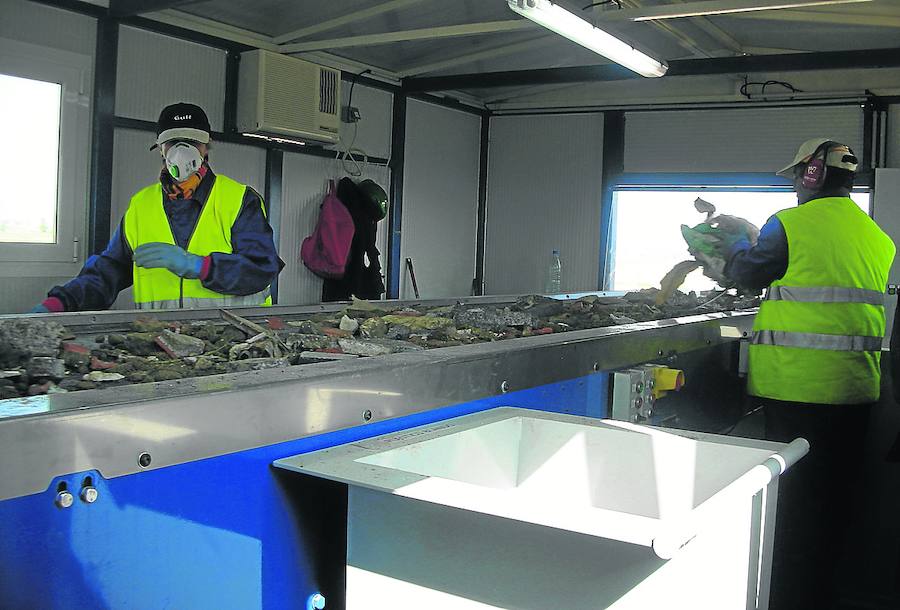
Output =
[{"x1": 237, "y1": 50, "x2": 341, "y2": 145}]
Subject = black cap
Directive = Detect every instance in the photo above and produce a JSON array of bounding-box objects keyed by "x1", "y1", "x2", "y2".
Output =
[{"x1": 151, "y1": 102, "x2": 211, "y2": 150}]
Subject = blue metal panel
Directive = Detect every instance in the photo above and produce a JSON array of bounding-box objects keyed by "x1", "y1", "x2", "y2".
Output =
[
  {"x1": 0, "y1": 375, "x2": 607, "y2": 609},
  {"x1": 614, "y1": 172, "x2": 794, "y2": 190}
]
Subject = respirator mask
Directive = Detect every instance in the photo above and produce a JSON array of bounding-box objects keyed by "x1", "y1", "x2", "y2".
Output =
[{"x1": 163, "y1": 141, "x2": 204, "y2": 181}]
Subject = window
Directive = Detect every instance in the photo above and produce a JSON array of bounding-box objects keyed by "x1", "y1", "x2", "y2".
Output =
[
  {"x1": 610, "y1": 188, "x2": 871, "y2": 293},
  {"x1": 0, "y1": 73, "x2": 62, "y2": 244},
  {"x1": 0, "y1": 37, "x2": 91, "y2": 269}
]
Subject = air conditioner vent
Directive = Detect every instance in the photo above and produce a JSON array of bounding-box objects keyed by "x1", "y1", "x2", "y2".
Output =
[{"x1": 319, "y1": 68, "x2": 338, "y2": 116}]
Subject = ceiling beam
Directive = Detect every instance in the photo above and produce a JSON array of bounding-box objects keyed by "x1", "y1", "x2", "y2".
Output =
[
  {"x1": 144, "y1": 10, "x2": 403, "y2": 81},
  {"x1": 397, "y1": 35, "x2": 558, "y2": 77},
  {"x1": 272, "y1": 0, "x2": 428, "y2": 45},
  {"x1": 742, "y1": 45, "x2": 819, "y2": 53},
  {"x1": 279, "y1": 21, "x2": 538, "y2": 54},
  {"x1": 596, "y1": 0, "x2": 871, "y2": 21},
  {"x1": 730, "y1": 7, "x2": 900, "y2": 26},
  {"x1": 612, "y1": 0, "x2": 712, "y2": 57},
  {"x1": 656, "y1": 0, "x2": 744, "y2": 54},
  {"x1": 402, "y1": 46, "x2": 900, "y2": 91},
  {"x1": 109, "y1": 0, "x2": 206, "y2": 17},
  {"x1": 146, "y1": 9, "x2": 281, "y2": 50}
]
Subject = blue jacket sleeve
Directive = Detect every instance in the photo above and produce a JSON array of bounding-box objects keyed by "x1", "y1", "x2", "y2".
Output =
[
  {"x1": 202, "y1": 188, "x2": 284, "y2": 296},
  {"x1": 48, "y1": 220, "x2": 134, "y2": 311},
  {"x1": 723, "y1": 215, "x2": 789, "y2": 291}
]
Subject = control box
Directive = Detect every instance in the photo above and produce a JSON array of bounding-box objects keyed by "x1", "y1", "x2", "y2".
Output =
[
  {"x1": 611, "y1": 368, "x2": 655, "y2": 422},
  {"x1": 611, "y1": 365, "x2": 685, "y2": 423}
]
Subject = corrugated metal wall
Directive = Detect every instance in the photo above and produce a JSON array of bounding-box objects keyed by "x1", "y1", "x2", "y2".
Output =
[
  {"x1": 116, "y1": 25, "x2": 227, "y2": 130},
  {"x1": 0, "y1": 0, "x2": 96, "y2": 313},
  {"x1": 624, "y1": 106, "x2": 864, "y2": 173},
  {"x1": 400, "y1": 100, "x2": 481, "y2": 299},
  {"x1": 278, "y1": 154, "x2": 390, "y2": 305},
  {"x1": 485, "y1": 113, "x2": 604, "y2": 295}
]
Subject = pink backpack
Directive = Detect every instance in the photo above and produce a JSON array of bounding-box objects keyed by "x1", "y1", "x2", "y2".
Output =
[{"x1": 301, "y1": 181, "x2": 355, "y2": 279}]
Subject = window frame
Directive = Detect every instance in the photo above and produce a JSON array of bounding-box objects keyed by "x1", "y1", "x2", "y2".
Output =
[
  {"x1": 605, "y1": 172, "x2": 873, "y2": 292},
  {"x1": 0, "y1": 37, "x2": 91, "y2": 268}
]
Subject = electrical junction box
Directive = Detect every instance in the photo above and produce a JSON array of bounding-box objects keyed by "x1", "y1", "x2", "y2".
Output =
[{"x1": 611, "y1": 365, "x2": 685, "y2": 422}]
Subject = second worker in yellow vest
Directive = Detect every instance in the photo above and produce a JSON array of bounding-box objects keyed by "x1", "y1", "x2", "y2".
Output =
[
  {"x1": 32, "y1": 103, "x2": 284, "y2": 313},
  {"x1": 715, "y1": 138, "x2": 895, "y2": 610}
]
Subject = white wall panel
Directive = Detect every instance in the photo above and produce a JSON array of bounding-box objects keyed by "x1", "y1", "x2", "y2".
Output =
[
  {"x1": 116, "y1": 25, "x2": 226, "y2": 130},
  {"x1": 485, "y1": 114, "x2": 604, "y2": 295},
  {"x1": 111, "y1": 129, "x2": 161, "y2": 227},
  {"x1": 888, "y1": 105, "x2": 900, "y2": 169},
  {"x1": 279, "y1": 153, "x2": 390, "y2": 306},
  {"x1": 401, "y1": 100, "x2": 481, "y2": 299},
  {"x1": 625, "y1": 106, "x2": 864, "y2": 173},
  {"x1": 0, "y1": 277, "x2": 73, "y2": 314},
  {"x1": 337, "y1": 84, "x2": 393, "y2": 160},
  {"x1": 0, "y1": 0, "x2": 96, "y2": 56},
  {"x1": 209, "y1": 142, "x2": 266, "y2": 197},
  {"x1": 873, "y1": 169, "x2": 900, "y2": 347}
]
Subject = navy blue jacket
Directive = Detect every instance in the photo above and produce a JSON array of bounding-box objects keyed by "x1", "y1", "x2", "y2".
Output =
[
  {"x1": 724, "y1": 215, "x2": 789, "y2": 290},
  {"x1": 49, "y1": 169, "x2": 283, "y2": 311}
]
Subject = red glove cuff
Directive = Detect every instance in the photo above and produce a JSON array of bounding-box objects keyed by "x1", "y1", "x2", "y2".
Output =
[
  {"x1": 199, "y1": 256, "x2": 212, "y2": 281},
  {"x1": 42, "y1": 297, "x2": 65, "y2": 313}
]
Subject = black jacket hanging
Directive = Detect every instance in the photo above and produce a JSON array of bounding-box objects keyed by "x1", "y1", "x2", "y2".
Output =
[{"x1": 322, "y1": 177, "x2": 385, "y2": 301}]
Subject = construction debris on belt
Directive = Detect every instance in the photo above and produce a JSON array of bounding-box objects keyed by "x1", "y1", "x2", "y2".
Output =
[{"x1": 0, "y1": 290, "x2": 757, "y2": 400}]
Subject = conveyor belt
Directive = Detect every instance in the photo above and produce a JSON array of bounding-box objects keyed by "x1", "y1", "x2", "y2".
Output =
[{"x1": 0, "y1": 304, "x2": 755, "y2": 502}]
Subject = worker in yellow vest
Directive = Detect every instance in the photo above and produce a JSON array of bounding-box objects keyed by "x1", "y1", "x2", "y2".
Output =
[
  {"x1": 715, "y1": 138, "x2": 895, "y2": 610},
  {"x1": 31, "y1": 103, "x2": 283, "y2": 312}
]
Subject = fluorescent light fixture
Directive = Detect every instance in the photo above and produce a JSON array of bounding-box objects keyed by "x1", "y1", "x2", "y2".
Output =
[
  {"x1": 507, "y1": 0, "x2": 668, "y2": 78},
  {"x1": 630, "y1": 0, "x2": 871, "y2": 21}
]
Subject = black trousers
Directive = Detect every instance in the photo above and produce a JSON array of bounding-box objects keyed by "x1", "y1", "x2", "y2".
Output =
[{"x1": 762, "y1": 399, "x2": 872, "y2": 610}]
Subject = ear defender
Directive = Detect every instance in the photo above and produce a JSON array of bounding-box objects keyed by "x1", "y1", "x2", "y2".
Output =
[{"x1": 801, "y1": 141, "x2": 835, "y2": 191}]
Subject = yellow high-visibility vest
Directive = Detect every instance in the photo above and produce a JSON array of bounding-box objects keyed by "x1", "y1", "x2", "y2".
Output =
[
  {"x1": 123, "y1": 174, "x2": 272, "y2": 310},
  {"x1": 749, "y1": 197, "x2": 895, "y2": 404}
]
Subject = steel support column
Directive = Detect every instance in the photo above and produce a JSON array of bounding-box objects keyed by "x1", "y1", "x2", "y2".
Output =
[
  {"x1": 265, "y1": 148, "x2": 284, "y2": 303},
  {"x1": 387, "y1": 94, "x2": 407, "y2": 299},
  {"x1": 598, "y1": 112, "x2": 626, "y2": 290},
  {"x1": 223, "y1": 50, "x2": 241, "y2": 135},
  {"x1": 863, "y1": 101, "x2": 874, "y2": 173},
  {"x1": 87, "y1": 17, "x2": 119, "y2": 255},
  {"x1": 474, "y1": 113, "x2": 491, "y2": 296}
]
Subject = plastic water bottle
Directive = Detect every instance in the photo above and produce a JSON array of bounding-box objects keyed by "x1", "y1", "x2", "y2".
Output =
[{"x1": 546, "y1": 249, "x2": 562, "y2": 294}]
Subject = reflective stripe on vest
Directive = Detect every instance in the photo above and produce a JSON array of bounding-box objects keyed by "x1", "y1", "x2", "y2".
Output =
[
  {"x1": 766, "y1": 285, "x2": 884, "y2": 306},
  {"x1": 135, "y1": 287, "x2": 272, "y2": 311},
  {"x1": 751, "y1": 330, "x2": 882, "y2": 352}
]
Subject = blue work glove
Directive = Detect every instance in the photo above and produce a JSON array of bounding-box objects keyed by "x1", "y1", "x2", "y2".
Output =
[
  {"x1": 133, "y1": 242, "x2": 204, "y2": 279},
  {"x1": 29, "y1": 304, "x2": 50, "y2": 314}
]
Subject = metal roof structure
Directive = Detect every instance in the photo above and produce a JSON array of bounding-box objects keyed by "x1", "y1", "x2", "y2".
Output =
[{"x1": 55, "y1": 0, "x2": 900, "y2": 105}]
